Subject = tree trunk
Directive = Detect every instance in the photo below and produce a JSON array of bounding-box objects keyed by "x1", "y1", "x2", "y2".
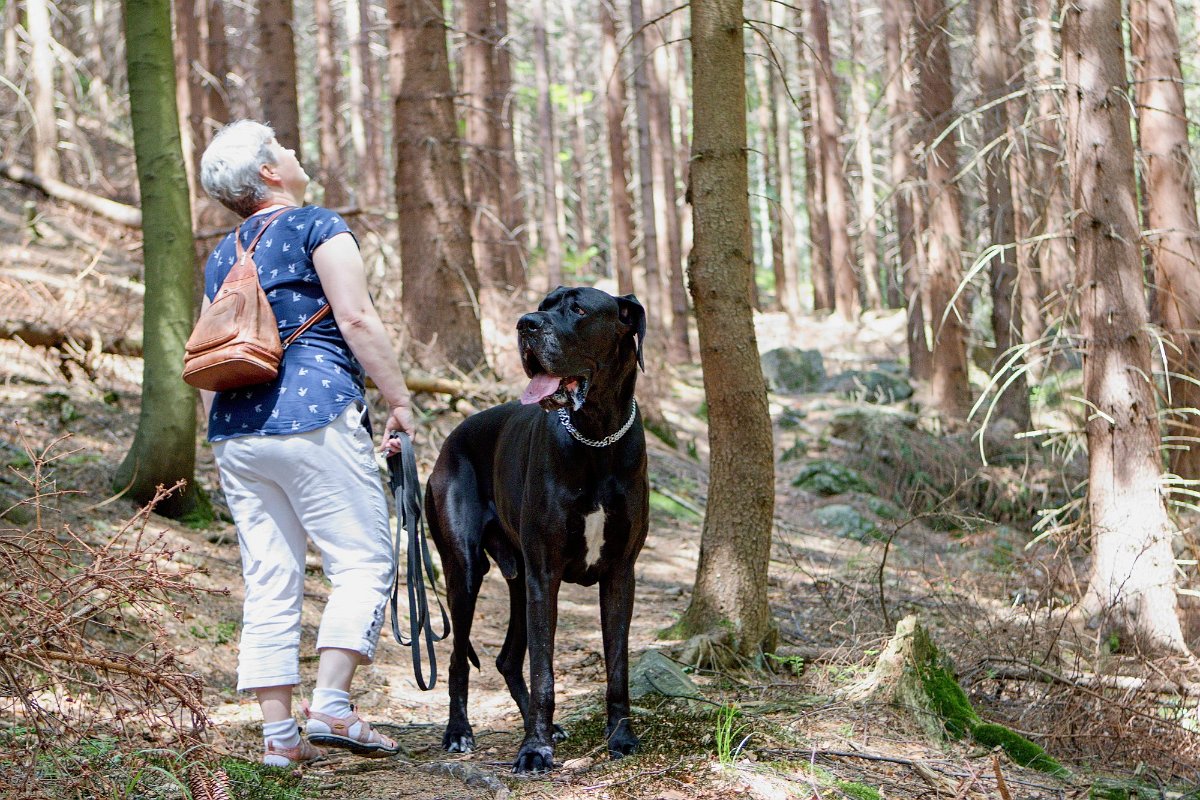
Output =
[
  {"x1": 976, "y1": 0, "x2": 1030, "y2": 428},
  {"x1": 679, "y1": 0, "x2": 776, "y2": 664},
  {"x1": 631, "y1": 0, "x2": 664, "y2": 328},
  {"x1": 493, "y1": 0, "x2": 527, "y2": 291},
  {"x1": 4, "y1": 0, "x2": 17, "y2": 78},
  {"x1": 115, "y1": 0, "x2": 204, "y2": 519},
  {"x1": 883, "y1": 0, "x2": 930, "y2": 379},
  {"x1": 810, "y1": 0, "x2": 859, "y2": 322},
  {"x1": 601, "y1": 0, "x2": 636, "y2": 296},
  {"x1": 770, "y1": 0, "x2": 801, "y2": 316},
  {"x1": 346, "y1": 0, "x2": 382, "y2": 207},
  {"x1": 752, "y1": 47, "x2": 779, "y2": 312},
  {"x1": 387, "y1": 0, "x2": 485, "y2": 373},
  {"x1": 258, "y1": 0, "x2": 301, "y2": 152},
  {"x1": 562, "y1": 2, "x2": 593, "y2": 259},
  {"x1": 202, "y1": 0, "x2": 230, "y2": 131},
  {"x1": 913, "y1": 0, "x2": 969, "y2": 419},
  {"x1": 1131, "y1": 0, "x2": 1200, "y2": 483},
  {"x1": 172, "y1": 0, "x2": 201, "y2": 197},
  {"x1": 1062, "y1": 0, "x2": 1187, "y2": 652},
  {"x1": 28, "y1": 0, "x2": 60, "y2": 182},
  {"x1": 849, "y1": 0, "x2": 882, "y2": 311},
  {"x1": 459, "y1": 0, "x2": 504, "y2": 289},
  {"x1": 798, "y1": 7, "x2": 833, "y2": 313},
  {"x1": 531, "y1": 0, "x2": 563, "y2": 289},
  {"x1": 315, "y1": 0, "x2": 348, "y2": 207},
  {"x1": 647, "y1": 0, "x2": 689, "y2": 361}
]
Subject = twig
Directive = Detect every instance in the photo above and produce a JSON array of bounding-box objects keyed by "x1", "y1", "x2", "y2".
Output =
[
  {"x1": 993, "y1": 753, "x2": 1012, "y2": 800},
  {"x1": 977, "y1": 656, "x2": 1200, "y2": 696}
]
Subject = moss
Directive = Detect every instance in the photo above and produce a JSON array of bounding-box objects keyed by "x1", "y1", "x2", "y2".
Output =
[
  {"x1": 836, "y1": 780, "x2": 883, "y2": 800},
  {"x1": 177, "y1": 485, "x2": 215, "y2": 529},
  {"x1": 644, "y1": 418, "x2": 678, "y2": 448},
  {"x1": 649, "y1": 490, "x2": 700, "y2": 521},
  {"x1": 972, "y1": 723, "x2": 1069, "y2": 777},
  {"x1": 917, "y1": 662, "x2": 979, "y2": 739}
]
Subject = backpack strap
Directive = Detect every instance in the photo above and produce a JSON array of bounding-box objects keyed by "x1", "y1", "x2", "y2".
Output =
[{"x1": 232, "y1": 206, "x2": 292, "y2": 273}]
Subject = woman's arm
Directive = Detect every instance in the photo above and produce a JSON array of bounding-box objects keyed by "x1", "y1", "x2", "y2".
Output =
[{"x1": 313, "y1": 231, "x2": 415, "y2": 448}]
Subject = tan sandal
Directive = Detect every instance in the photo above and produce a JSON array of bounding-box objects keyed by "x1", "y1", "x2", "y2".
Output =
[
  {"x1": 263, "y1": 737, "x2": 325, "y2": 767},
  {"x1": 303, "y1": 701, "x2": 402, "y2": 758}
]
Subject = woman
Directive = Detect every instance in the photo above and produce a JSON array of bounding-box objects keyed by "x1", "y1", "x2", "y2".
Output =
[{"x1": 198, "y1": 120, "x2": 413, "y2": 767}]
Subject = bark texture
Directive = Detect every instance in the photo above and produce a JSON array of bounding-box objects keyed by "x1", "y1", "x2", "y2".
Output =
[
  {"x1": 679, "y1": 0, "x2": 776, "y2": 661},
  {"x1": 315, "y1": 0, "x2": 348, "y2": 207},
  {"x1": 1063, "y1": 0, "x2": 1187, "y2": 652},
  {"x1": 116, "y1": 0, "x2": 203, "y2": 518},
  {"x1": 387, "y1": 0, "x2": 485, "y2": 372},
  {"x1": 1131, "y1": 0, "x2": 1200, "y2": 482},
  {"x1": 913, "y1": 0, "x2": 970, "y2": 419},
  {"x1": 601, "y1": 0, "x2": 636, "y2": 296},
  {"x1": 532, "y1": 0, "x2": 563, "y2": 289},
  {"x1": 976, "y1": 0, "x2": 1030, "y2": 428},
  {"x1": 258, "y1": 0, "x2": 301, "y2": 152}
]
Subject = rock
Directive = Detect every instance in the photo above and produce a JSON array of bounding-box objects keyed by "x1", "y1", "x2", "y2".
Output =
[
  {"x1": 813, "y1": 504, "x2": 881, "y2": 542},
  {"x1": 760, "y1": 348, "x2": 826, "y2": 393},
  {"x1": 792, "y1": 460, "x2": 872, "y2": 496},
  {"x1": 629, "y1": 649, "x2": 703, "y2": 701},
  {"x1": 827, "y1": 405, "x2": 919, "y2": 442},
  {"x1": 823, "y1": 369, "x2": 914, "y2": 403}
]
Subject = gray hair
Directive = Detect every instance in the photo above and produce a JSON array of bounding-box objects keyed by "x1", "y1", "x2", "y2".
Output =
[{"x1": 200, "y1": 120, "x2": 277, "y2": 218}]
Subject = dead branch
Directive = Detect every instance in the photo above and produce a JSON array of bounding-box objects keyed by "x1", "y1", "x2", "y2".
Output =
[
  {"x1": 0, "y1": 319, "x2": 142, "y2": 357},
  {"x1": 975, "y1": 656, "x2": 1200, "y2": 697},
  {"x1": 0, "y1": 162, "x2": 142, "y2": 227}
]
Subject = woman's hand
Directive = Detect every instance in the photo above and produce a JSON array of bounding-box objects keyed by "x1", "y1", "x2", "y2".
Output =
[{"x1": 382, "y1": 402, "x2": 416, "y2": 455}]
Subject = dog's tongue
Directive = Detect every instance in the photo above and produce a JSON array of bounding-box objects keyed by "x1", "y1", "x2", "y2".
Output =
[{"x1": 520, "y1": 373, "x2": 562, "y2": 405}]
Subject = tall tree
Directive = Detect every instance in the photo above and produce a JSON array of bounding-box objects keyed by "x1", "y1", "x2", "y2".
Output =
[
  {"x1": 258, "y1": 0, "x2": 301, "y2": 152},
  {"x1": 562, "y1": 2, "x2": 594, "y2": 258},
  {"x1": 810, "y1": 0, "x2": 860, "y2": 321},
  {"x1": 531, "y1": 0, "x2": 564, "y2": 288},
  {"x1": 976, "y1": 0, "x2": 1030, "y2": 427},
  {"x1": 848, "y1": 0, "x2": 883, "y2": 311},
  {"x1": 630, "y1": 0, "x2": 664, "y2": 327},
  {"x1": 600, "y1": 0, "x2": 636, "y2": 295},
  {"x1": 883, "y1": 0, "x2": 931, "y2": 379},
  {"x1": 315, "y1": 0, "x2": 348, "y2": 207},
  {"x1": 387, "y1": 0, "x2": 486, "y2": 372},
  {"x1": 346, "y1": 0, "x2": 382, "y2": 207},
  {"x1": 115, "y1": 0, "x2": 204, "y2": 519},
  {"x1": 202, "y1": 0, "x2": 230, "y2": 133},
  {"x1": 677, "y1": 0, "x2": 776, "y2": 663},
  {"x1": 172, "y1": 0, "x2": 201, "y2": 195},
  {"x1": 494, "y1": 0, "x2": 527, "y2": 290},
  {"x1": 913, "y1": 0, "x2": 969, "y2": 418},
  {"x1": 770, "y1": 0, "x2": 801, "y2": 316},
  {"x1": 799, "y1": 7, "x2": 833, "y2": 313},
  {"x1": 1062, "y1": 0, "x2": 1187, "y2": 652},
  {"x1": 29, "y1": 0, "x2": 60, "y2": 181},
  {"x1": 1131, "y1": 0, "x2": 1200, "y2": 482}
]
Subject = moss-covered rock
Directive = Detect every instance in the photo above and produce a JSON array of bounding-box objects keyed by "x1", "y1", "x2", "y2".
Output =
[
  {"x1": 814, "y1": 504, "x2": 882, "y2": 542},
  {"x1": 794, "y1": 460, "x2": 873, "y2": 496},
  {"x1": 973, "y1": 723, "x2": 1068, "y2": 776},
  {"x1": 761, "y1": 347, "x2": 827, "y2": 393}
]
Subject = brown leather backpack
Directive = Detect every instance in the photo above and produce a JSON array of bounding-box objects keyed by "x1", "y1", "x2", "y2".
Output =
[{"x1": 182, "y1": 207, "x2": 330, "y2": 392}]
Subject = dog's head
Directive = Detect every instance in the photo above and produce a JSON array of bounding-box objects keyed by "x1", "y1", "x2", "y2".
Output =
[{"x1": 517, "y1": 286, "x2": 645, "y2": 411}]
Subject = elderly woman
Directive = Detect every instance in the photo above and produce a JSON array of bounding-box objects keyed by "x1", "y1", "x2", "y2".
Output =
[{"x1": 198, "y1": 120, "x2": 413, "y2": 766}]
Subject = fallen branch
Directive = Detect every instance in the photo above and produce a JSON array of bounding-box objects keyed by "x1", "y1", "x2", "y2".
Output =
[
  {"x1": 0, "y1": 162, "x2": 142, "y2": 227},
  {"x1": 0, "y1": 320, "x2": 142, "y2": 357},
  {"x1": 975, "y1": 656, "x2": 1200, "y2": 697}
]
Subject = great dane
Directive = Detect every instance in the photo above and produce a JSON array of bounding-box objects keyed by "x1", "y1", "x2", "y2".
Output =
[{"x1": 425, "y1": 286, "x2": 648, "y2": 773}]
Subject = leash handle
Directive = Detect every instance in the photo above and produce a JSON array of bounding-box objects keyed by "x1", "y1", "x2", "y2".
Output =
[{"x1": 386, "y1": 432, "x2": 449, "y2": 691}]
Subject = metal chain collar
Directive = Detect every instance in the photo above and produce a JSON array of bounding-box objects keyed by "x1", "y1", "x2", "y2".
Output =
[{"x1": 557, "y1": 398, "x2": 638, "y2": 447}]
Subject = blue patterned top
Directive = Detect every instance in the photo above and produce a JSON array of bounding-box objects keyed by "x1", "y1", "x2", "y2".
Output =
[{"x1": 203, "y1": 206, "x2": 365, "y2": 441}]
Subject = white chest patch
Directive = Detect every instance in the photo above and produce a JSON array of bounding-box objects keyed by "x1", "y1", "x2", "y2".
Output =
[{"x1": 583, "y1": 508, "x2": 607, "y2": 567}]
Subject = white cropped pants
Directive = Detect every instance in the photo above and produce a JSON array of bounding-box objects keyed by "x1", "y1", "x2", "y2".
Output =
[{"x1": 214, "y1": 403, "x2": 394, "y2": 691}]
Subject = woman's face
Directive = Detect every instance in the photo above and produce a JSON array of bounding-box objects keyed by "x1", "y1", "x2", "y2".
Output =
[{"x1": 266, "y1": 138, "x2": 309, "y2": 199}]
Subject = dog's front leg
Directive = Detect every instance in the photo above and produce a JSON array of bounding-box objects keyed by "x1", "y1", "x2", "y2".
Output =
[
  {"x1": 600, "y1": 565, "x2": 640, "y2": 758},
  {"x1": 512, "y1": 564, "x2": 561, "y2": 774}
]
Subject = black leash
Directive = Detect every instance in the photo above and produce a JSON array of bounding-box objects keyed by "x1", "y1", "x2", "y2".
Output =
[{"x1": 386, "y1": 432, "x2": 448, "y2": 691}]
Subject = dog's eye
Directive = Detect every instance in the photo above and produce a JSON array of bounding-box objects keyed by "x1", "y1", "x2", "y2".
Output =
[{"x1": 572, "y1": 304, "x2": 587, "y2": 317}]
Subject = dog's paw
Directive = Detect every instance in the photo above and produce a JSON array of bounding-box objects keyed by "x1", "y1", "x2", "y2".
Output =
[
  {"x1": 606, "y1": 722, "x2": 639, "y2": 759},
  {"x1": 512, "y1": 741, "x2": 555, "y2": 774},
  {"x1": 442, "y1": 724, "x2": 476, "y2": 753},
  {"x1": 552, "y1": 724, "x2": 569, "y2": 743}
]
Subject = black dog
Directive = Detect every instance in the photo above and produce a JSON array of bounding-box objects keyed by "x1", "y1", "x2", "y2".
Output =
[{"x1": 425, "y1": 286, "x2": 648, "y2": 773}]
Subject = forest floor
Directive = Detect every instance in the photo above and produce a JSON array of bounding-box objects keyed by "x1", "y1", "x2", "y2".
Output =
[{"x1": 3, "y1": 187, "x2": 1200, "y2": 799}]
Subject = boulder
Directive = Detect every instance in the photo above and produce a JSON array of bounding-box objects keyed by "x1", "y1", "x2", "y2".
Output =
[
  {"x1": 760, "y1": 348, "x2": 826, "y2": 393},
  {"x1": 814, "y1": 503, "x2": 881, "y2": 541},
  {"x1": 793, "y1": 460, "x2": 872, "y2": 496},
  {"x1": 823, "y1": 368, "x2": 914, "y2": 403}
]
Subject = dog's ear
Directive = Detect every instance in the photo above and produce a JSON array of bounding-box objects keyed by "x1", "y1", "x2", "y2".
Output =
[{"x1": 616, "y1": 294, "x2": 646, "y2": 371}]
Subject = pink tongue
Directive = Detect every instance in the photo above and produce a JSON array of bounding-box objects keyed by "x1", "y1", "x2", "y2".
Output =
[{"x1": 521, "y1": 374, "x2": 562, "y2": 405}]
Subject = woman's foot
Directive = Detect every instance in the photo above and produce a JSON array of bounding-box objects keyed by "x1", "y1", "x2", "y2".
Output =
[
  {"x1": 263, "y1": 737, "x2": 325, "y2": 767},
  {"x1": 303, "y1": 702, "x2": 403, "y2": 758}
]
